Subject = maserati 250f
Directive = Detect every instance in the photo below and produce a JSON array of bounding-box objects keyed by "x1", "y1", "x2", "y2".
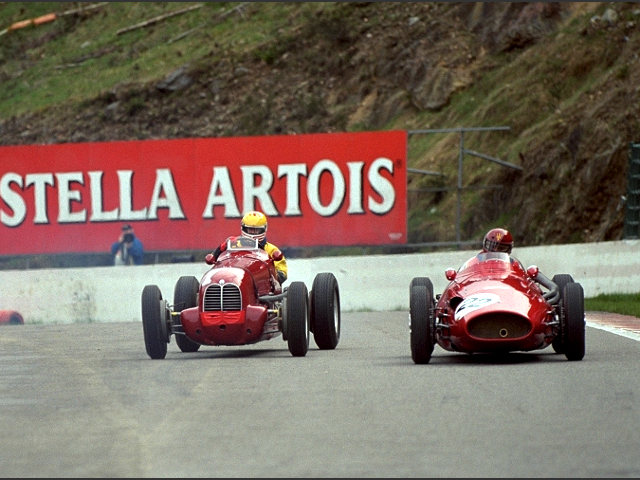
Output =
[{"x1": 409, "y1": 251, "x2": 585, "y2": 363}]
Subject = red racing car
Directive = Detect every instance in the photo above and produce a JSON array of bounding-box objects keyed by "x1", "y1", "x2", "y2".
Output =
[
  {"x1": 141, "y1": 236, "x2": 340, "y2": 359},
  {"x1": 409, "y1": 251, "x2": 585, "y2": 364},
  {"x1": 0, "y1": 310, "x2": 24, "y2": 325}
]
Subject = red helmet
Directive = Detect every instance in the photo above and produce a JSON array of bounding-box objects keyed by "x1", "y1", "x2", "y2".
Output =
[{"x1": 482, "y1": 228, "x2": 513, "y2": 254}]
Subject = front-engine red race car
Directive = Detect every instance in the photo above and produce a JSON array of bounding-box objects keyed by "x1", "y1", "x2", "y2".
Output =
[
  {"x1": 141, "y1": 236, "x2": 340, "y2": 359},
  {"x1": 409, "y1": 251, "x2": 585, "y2": 364}
]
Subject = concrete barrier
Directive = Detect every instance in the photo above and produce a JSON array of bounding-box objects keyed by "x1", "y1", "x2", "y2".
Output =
[{"x1": 0, "y1": 239, "x2": 637, "y2": 324}]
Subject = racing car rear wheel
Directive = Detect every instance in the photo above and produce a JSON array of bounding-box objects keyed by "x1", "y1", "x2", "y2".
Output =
[
  {"x1": 562, "y1": 281, "x2": 585, "y2": 361},
  {"x1": 173, "y1": 276, "x2": 201, "y2": 353},
  {"x1": 141, "y1": 284, "x2": 169, "y2": 360},
  {"x1": 410, "y1": 283, "x2": 435, "y2": 364},
  {"x1": 286, "y1": 281, "x2": 309, "y2": 357},
  {"x1": 310, "y1": 272, "x2": 340, "y2": 350},
  {"x1": 551, "y1": 274, "x2": 574, "y2": 354}
]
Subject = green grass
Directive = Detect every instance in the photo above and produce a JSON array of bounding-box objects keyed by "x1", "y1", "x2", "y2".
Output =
[
  {"x1": 585, "y1": 292, "x2": 640, "y2": 318},
  {"x1": 0, "y1": 2, "x2": 322, "y2": 118}
]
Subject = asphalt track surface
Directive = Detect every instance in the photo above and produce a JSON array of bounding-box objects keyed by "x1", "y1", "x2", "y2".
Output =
[{"x1": 1, "y1": 311, "x2": 639, "y2": 478}]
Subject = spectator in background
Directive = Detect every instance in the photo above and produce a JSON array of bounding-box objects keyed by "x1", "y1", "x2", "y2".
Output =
[{"x1": 111, "y1": 224, "x2": 144, "y2": 265}]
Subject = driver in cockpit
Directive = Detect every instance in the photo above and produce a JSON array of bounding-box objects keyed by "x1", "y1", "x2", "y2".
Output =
[
  {"x1": 480, "y1": 227, "x2": 525, "y2": 269},
  {"x1": 210, "y1": 210, "x2": 288, "y2": 285},
  {"x1": 480, "y1": 227, "x2": 559, "y2": 304}
]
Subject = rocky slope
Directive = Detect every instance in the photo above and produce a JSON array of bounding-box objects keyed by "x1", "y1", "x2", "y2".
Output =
[{"x1": 1, "y1": 2, "x2": 639, "y2": 251}]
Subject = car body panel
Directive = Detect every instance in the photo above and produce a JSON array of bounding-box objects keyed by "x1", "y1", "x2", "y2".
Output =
[{"x1": 180, "y1": 236, "x2": 281, "y2": 346}]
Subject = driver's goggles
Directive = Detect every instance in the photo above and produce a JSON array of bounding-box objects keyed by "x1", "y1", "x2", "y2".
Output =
[{"x1": 243, "y1": 226, "x2": 265, "y2": 235}]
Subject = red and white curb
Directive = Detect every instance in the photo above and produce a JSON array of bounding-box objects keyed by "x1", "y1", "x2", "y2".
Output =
[{"x1": 586, "y1": 311, "x2": 640, "y2": 342}]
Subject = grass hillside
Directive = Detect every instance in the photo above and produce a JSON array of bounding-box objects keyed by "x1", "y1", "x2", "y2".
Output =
[{"x1": 1, "y1": 2, "x2": 639, "y2": 256}]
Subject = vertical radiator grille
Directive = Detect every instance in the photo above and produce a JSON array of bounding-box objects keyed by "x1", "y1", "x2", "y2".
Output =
[{"x1": 203, "y1": 284, "x2": 242, "y2": 311}]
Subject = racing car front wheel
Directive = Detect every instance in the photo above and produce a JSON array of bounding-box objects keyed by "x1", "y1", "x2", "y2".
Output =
[
  {"x1": 310, "y1": 272, "x2": 340, "y2": 350},
  {"x1": 410, "y1": 277, "x2": 434, "y2": 299},
  {"x1": 286, "y1": 281, "x2": 309, "y2": 357},
  {"x1": 173, "y1": 276, "x2": 201, "y2": 353},
  {"x1": 551, "y1": 274, "x2": 574, "y2": 354},
  {"x1": 562, "y1": 281, "x2": 585, "y2": 361},
  {"x1": 141, "y1": 284, "x2": 169, "y2": 360},
  {"x1": 410, "y1": 284, "x2": 435, "y2": 364}
]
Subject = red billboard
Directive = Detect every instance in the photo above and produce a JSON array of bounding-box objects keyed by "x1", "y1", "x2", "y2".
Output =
[{"x1": 0, "y1": 130, "x2": 407, "y2": 255}]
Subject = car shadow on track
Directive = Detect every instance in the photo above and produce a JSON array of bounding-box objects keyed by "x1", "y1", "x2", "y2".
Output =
[
  {"x1": 161, "y1": 346, "x2": 340, "y2": 360},
  {"x1": 389, "y1": 350, "x2": 567, "y2": 366},
  {"x1": 430, "y1": 351, "x2": 566, "y2": 365}
]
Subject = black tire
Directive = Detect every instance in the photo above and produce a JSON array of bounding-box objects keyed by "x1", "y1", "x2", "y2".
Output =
[
  {"x1": 410, "y1": 284, "x2": 435, "y2": 364},
  {"x1": 410, "y1": 277, "x2": 434, "y2": 298},
  {"x1": 141, "y1": 285, "x2": 168, "y2": 360},
  {"x1": 552, "y1": 274, "x2": 574, "y2": 289},
  {"x1": 551, "y1": 274, "x2": 574, "y2": 354},
  {"x1": 310, "y1": 272, "x2": 340, "y2": 350},
  {"x1": 563, "y1": 282, "x2": 585, "y2": 361},
  {"x1": 9, "y1": 312, "x2": 24, "y2": 325},
  {"x1": 173, "y1": 276, "x2": 201, "y2": 353},
  {"x1": 286, "y1": 281, "x2": 309, "y2": 357}
]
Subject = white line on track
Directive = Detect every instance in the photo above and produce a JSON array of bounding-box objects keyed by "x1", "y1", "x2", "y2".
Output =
[{"x1": 587, "y1": 321, "x2": 640, "y2": 342}]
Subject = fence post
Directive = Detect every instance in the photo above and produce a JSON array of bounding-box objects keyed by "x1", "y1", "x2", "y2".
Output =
[
  {"x1": 457, "y1": 131, "x2": 464, "y2": 243},
  {"x1": 623, "y1": 142, "x2": 640, "y2": 239},
  {"x1": 407, "y1": 126, "x2": 514, "y2": 249}
]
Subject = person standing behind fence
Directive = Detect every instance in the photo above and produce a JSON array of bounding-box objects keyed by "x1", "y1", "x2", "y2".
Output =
[{"x1": 110, "y1": 224, "x2": 144, "y2": 265}]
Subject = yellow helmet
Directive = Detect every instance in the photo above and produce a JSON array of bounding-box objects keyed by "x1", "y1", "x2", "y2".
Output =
[{"x1": 241, "y1": 211, "x2": 268, "y2": 241}]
